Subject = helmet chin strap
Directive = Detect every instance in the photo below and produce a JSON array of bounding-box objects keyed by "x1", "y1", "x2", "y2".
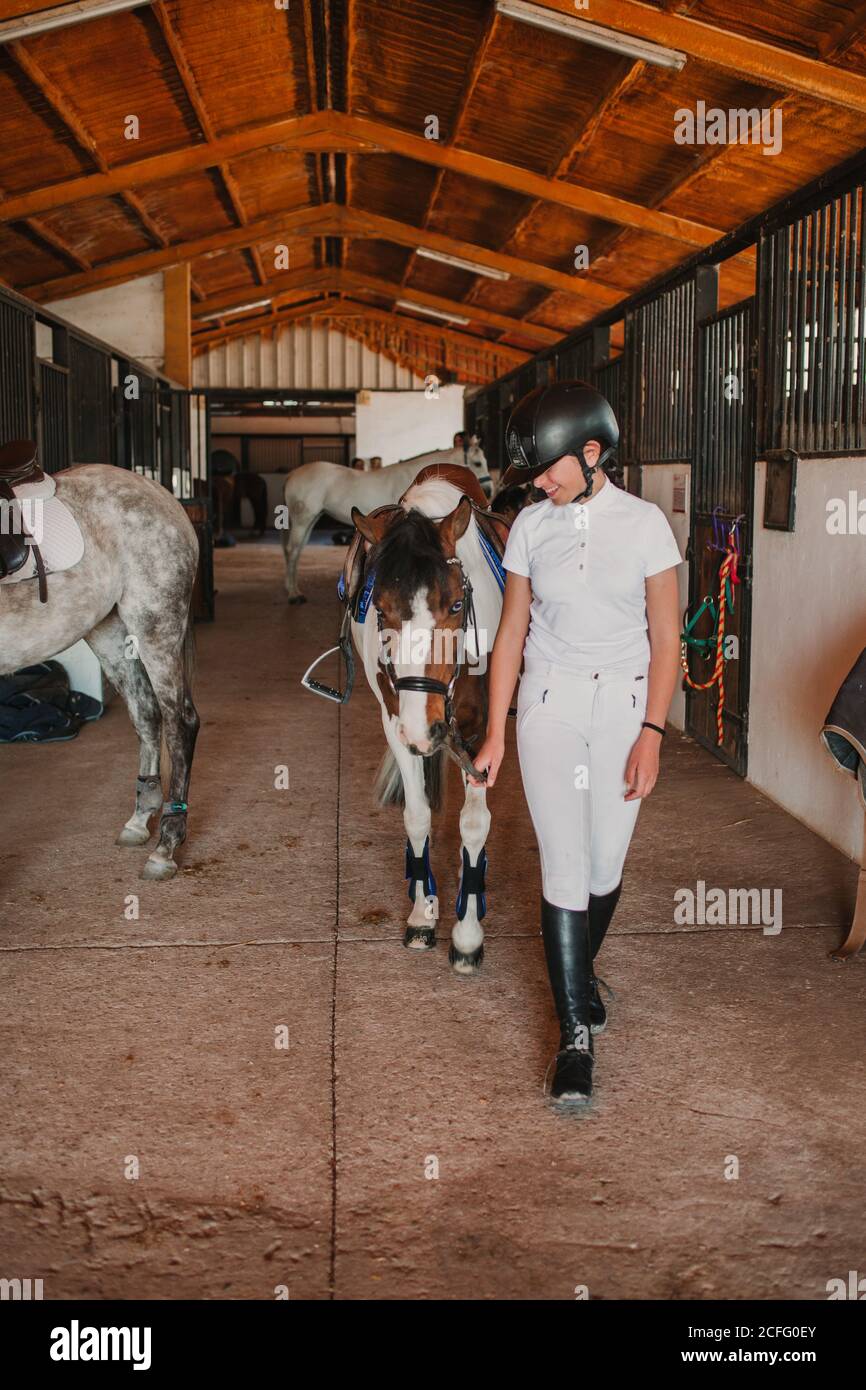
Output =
[{"x1": 573, "y1": 445, "x2": 615, "y2": 502}]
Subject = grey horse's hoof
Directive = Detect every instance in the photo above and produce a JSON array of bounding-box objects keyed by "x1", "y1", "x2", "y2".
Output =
[
  {"x1": 287, "y1": 594, "x2": 307, "y2": 605},
  {"x1": 116, "y1": 826, "x2": 151, "y2": 847},
  {"x1": 141, "y1": 855, "x2": 178, "y2": 882},
  {"x1": 448, "y1": 943, "x2": 484, "y2": 975}
]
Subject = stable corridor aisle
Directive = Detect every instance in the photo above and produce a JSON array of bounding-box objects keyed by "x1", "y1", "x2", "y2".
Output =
[{"x1": 0, "y1": 541, "x2": 863, "y2": 1300}]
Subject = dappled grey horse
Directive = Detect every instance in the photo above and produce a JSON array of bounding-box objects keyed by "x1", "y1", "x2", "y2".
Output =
[{"x1": 0, "y1": 463, "x2": 200, "y2": 880}]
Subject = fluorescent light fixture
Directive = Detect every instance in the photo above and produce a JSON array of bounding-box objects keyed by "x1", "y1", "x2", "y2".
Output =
[
  {"x1": 494, "y1": 0, "x2": 687, "y2": 71},
  {"x1": 416, "y1": 247, "x2": 510, "y2": 281},
  {"x1": 0, "y1": 0, "x2": 147, "y2": 45},
  {"x1": 396, "y1": 299, "x2": 471, "y2": 326},
  {"x1": 197, "y1": 299, "x2": 272, "y2": 323}
]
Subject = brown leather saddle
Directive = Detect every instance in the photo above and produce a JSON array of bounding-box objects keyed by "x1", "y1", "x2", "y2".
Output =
[
  {"x1": 0, "y1": 439, "x2": 49, "y2": 601},
  {"x1": 340, "y1": 462, "x2": 510, "y2": 621}
]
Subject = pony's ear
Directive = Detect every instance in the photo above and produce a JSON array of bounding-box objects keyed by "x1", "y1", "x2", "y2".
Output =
[
  {"x1": 439, "y1": 495, "x2": 473, "y2": 553},
  {"x1": 352, "y1": 506, "x2": 392, "y2": 545}
]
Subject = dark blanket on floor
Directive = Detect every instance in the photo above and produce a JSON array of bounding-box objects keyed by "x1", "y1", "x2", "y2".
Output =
[
  {"x1": 0, "y1": 660, "x2": 103, "y2": 742},
  {"x1": 821, "y1": 646, "x2": 866, "y2": 810}
]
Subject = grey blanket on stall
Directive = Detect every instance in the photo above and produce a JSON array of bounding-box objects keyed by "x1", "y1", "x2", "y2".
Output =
[{"x1": 821, "y1": 647, "x2": 866, "y2": 810}]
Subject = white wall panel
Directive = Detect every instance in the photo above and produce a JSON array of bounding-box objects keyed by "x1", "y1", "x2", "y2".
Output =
[
  {"x1": 194, "y1": 324, "x2": 424, "y2": 391},
  {"x1": 749, "y1": 456, "x2": 866, "y2": 862}
]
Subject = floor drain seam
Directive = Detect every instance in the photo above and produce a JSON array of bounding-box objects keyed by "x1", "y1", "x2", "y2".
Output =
[
  {"x1": 0, "y1": 921, "x2": 850, "y2": 956},
  {"x1": 328, "y1": 662, "x2": 341, "y2": 1302}
]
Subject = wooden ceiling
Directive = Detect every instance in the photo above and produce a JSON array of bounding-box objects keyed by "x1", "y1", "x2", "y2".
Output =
[{"x1": 2, "y1": 0, "x2": 866, "y2": 383}]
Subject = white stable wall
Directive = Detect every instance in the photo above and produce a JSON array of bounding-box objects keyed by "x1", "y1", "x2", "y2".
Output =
[
  {"x1": 355, "y1": 385, "x2": 465, "y2": 466},
  {"x1": 749, "y1": 456, "x2": 866, "y2": 862},
  {"x1": 638, "y1": 463, "x2": 692, "y2": 732},
  {"x1": 194, "y1": 322, "x2": 424, "y2": 390},
  {"x1": 45, "y1": 273, "x2": 165, "y2": 375}
]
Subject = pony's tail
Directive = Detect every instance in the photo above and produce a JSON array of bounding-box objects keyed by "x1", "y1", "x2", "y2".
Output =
[{"x1": 373, "y1": 746, "x2": 447, "y2": 812}]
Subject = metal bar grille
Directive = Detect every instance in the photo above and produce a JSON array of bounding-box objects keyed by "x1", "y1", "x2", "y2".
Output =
[
  {"x1": 125, "y1": 373, "x2": 158, "y2": 478},
  {"x1": 69, "y1": 336, "x2": 112, "y2": 464},
  {"x1": 39, "y1": 361, "x2": 70, "y2": 474},
  {"x1": 552, "y1": 335, "x2": 593, "y2": 382},
  {"x1": 694, "y1": 300, "x2": 754, "y2": 517},
  {"x1": 760, "y1": 181, "x2": 866, "y2": 453},
  {"x1": 593, "y1": 353, "x2": 625, "y2": 475},
  {"x1": 0, "y1": 296, "x2": 35, "y2": 442},
  {"x1": 626, "y1": 278, "x2": 695, "y2": 463}
]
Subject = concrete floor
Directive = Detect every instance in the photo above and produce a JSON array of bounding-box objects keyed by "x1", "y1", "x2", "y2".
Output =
[{"x1": 1, "y1": 539, "x2": 864, "y2": 1301}]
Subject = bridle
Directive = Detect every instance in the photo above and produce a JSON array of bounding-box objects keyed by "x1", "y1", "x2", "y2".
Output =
[{"x1": 375, "y1": 554, "x2": 488, "y2": 782}]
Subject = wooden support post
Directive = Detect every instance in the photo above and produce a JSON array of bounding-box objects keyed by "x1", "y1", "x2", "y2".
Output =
[
  {"x1": 694, "y1": 263, "x2": 719, "y2": 325},
  {"x1": 163, "y1": 263, "x2": 191, "y2": 387},
  {"x1": 592, "y1": 324, "x2": 612, "y2": 371},
  {"x1": 829, "y1": 814, "x2": 866, "y2": 961}
]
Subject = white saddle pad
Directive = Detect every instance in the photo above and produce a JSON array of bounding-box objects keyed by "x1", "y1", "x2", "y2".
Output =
[
  {"x1": 0, "y1": 487, "x2": 85, "y2": 588},
  {"x1": 13, "y1": 474, "x2": 56, "y2": 501}
]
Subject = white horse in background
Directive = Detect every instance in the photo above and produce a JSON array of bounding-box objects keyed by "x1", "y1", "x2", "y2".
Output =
[{"x1": 280, "y1": 438, "x2": 494, "y2": 603}]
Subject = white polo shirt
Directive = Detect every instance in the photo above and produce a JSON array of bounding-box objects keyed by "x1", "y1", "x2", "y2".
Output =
[{"x1": 502, "y1": 478, "x2": 685, "y2": 670}]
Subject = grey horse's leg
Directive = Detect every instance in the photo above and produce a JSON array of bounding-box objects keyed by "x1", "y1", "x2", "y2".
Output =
[
  {"x1": 282, "y1": 507, "x2": 320, "y2": 604},
  {"x1": 131, "y1": 629, "x2": 200, "y2": 881},
  {"x1": 85, "y1": 611, "x2": 164, "y2": 846}
]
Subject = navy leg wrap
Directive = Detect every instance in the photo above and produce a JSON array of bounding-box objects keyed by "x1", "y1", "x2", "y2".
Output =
[
  {"x1": 455, "y1": 845, "x2": 488, "y2": 921},
  {"x1": 405, "y1": 835, "x2": 436, "y2": 901}
]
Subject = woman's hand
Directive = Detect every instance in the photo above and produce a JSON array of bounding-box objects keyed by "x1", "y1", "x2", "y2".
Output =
[
  {"x1": 624, "y1": 728, "x2": 662, "y2": 801},
  {"x1": 467, "y1": 733, "x2": 505, "y2": 788}
]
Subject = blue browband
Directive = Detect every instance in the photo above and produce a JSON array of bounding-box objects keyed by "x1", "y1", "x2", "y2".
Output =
[{"x1": 337, "y1": 537, "x2": 504, "y2": 614}]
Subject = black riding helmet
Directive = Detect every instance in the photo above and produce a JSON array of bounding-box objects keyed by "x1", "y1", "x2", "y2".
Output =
[{"x1": 501, "y1": 379, "x2": 619, "y2": 501}]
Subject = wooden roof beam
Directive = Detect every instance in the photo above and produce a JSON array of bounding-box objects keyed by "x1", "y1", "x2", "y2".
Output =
[
  {"x1": 0, "y1": 113, "x2": 371, "y2": 224},
  {"x1": 23, "y1": 202, "x2": 625, "y2": 307},
  {"x1": 399, "y1": 3, "x2": 501, "y2": 290},
  {"x1": 7, "y1": 38, "x2": 173, "y2": 254},
  {"x1": 148, "y1": 2, "x2": 266, "y2": 286},
  {"x1": 192, "y1": 267, "x2": 561, "y2": 345},
  {"x1": 335, "y1": 269, "x2": 561, "y2": 345},
  {"x1": 333, "y1": 114, "x2": 722, "y2": 247},
  {"x1": 23, "y1": 204, "x2": 341, "y2": 301},
  {"x1": 0, "y1": 111, "x2": 723, "y2": 247},
  {"x1": 192, "y1": 296, "x2": 529, "y2": 369},
  {"x1": 339, "y1": 206, "x2": 623, "y2": 306},
  {"x1": 526, "y1": 0, "x2": 866, "y2": 112},
  {"x1": 819, "y1": 3, "x2": 866, "y2": 59},
  {"x1": 193, "y1": 267, "x2": 335, "y2": 317}
]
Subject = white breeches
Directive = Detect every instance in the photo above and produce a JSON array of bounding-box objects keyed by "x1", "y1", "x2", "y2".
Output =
[{"x1": 515, "y1": 657, "x2": 650, "y2": 910}]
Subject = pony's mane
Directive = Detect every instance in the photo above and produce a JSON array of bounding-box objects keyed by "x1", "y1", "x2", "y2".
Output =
[
  {"x1": 370, "y1": 477, "x2": 489, "y2": 612},
  {"x1": 370, "y1": 507, "x2": 452, "y2": 610}
]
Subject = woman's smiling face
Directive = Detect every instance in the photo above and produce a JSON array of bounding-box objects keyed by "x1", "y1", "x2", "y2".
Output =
[{"x1": 534, "y1": 440, "x2": 601, "y2": 504}]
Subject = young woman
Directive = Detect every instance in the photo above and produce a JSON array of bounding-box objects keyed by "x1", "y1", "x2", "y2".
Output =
[{"x1": 471, "y1": 381, "x2": 683, "y2": 1108}]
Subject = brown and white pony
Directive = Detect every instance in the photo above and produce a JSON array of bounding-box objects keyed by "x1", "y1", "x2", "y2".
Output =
[{"x1": 351, "y1": 472, "x2": 503, "y2": 972}]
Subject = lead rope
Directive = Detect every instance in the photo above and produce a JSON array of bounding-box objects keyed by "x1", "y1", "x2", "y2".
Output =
[{"x1": 680, "y1": 523, "x2": 741, "y2": 746}]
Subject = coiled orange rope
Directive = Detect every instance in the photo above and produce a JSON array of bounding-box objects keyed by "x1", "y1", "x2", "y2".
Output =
[{"x1": 680, "y1": 526, "x2": 740, "y2": 746}]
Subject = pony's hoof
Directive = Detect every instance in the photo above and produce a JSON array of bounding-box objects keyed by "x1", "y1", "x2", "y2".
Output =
[
  {"x1": 403, "y1": 925, "x2": 436, "y2": 950},
  {"x1": 116, "y1": 826, "x2": 151, "y2": 847},
  {"x1": 448, "y1": 943, "x2": 484, "y2": 975},
  {"x1": 287, "y1": 594, "x2": 307, "y2": 606},
  {"x1": 141, "y1": 855, "x2": 178, "y2": 882}
]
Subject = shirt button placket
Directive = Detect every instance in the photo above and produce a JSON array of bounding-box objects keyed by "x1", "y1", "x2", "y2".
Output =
[{"x1": 573, "y1": 503, "x2": 588, "y2": 584}]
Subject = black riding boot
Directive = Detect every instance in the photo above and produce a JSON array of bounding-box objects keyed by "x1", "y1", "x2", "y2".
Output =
[
  {"x1": 541, "y1": 896, "x2": 594, "y2": 1105},
  {"x1": 587, "y1": 880, "x2": 622, "y2": 1034}
]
